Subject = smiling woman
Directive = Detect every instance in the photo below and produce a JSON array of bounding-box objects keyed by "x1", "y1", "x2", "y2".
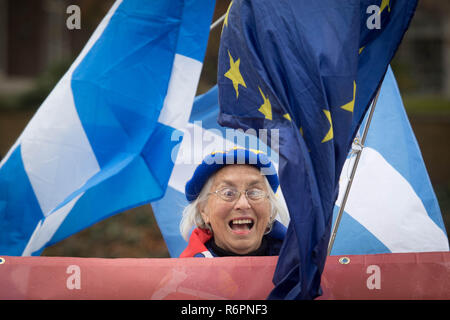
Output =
[{"x1": 179, "y1": 148, "x2": 289, "y2": 258}]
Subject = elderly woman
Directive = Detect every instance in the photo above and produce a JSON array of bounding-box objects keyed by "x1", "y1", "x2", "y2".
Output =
[{"x1": 179, "y1": 148, "x2": 288, "y2": 257}]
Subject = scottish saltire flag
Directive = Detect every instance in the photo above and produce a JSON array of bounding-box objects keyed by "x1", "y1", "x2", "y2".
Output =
[
  {"x1": 153, "y1": 69, "x2": 449, "y2": 258},
  {"x1": 330, "y1": 66, "x2": 449, "y2": 255},
  {"x1": 217, "y1": 0, "x2": 418, "y2": 299},
  {"x1": 152, "y1": 85, "x2": 286, "y2": 257},
  {"x1": 0, "y1": 0, "x2": 215, "y2": 256}
]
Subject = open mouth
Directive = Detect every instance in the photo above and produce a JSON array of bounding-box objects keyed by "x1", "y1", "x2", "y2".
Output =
[{"x1": 228, "y1": 218, "x2": 255, "y2": 233}]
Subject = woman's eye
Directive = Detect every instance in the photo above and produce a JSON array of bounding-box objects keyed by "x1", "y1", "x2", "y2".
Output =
[
  {"x1": 222, "y1": 189, "x2": 236, "y2": 197},
  {"x1": 247, "y1": 189, "x2": 263, "y2": 198}
]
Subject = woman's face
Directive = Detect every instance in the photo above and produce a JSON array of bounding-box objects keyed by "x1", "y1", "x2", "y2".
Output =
[{"x1": 200, "y1": 165, "x2": 272, "y2": 255}]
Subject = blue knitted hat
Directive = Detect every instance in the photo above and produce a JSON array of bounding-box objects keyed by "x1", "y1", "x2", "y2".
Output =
[{"x1": 185, "y1": 147, "x2": 279, "y2": 202}]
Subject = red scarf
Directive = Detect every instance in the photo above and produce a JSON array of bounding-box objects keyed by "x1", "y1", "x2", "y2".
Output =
[{"x1": 179, "y1": 228, "x2": 213, "y2": 258}]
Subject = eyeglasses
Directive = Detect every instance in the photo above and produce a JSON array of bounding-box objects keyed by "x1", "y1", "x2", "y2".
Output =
[{"x1": 209, "y1": 187, "x2": 268, "y2": 202}]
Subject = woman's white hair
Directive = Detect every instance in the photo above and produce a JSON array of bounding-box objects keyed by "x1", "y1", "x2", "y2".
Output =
[{"x1": 180, "y1": 172, "x2": 289, "y2": 241}]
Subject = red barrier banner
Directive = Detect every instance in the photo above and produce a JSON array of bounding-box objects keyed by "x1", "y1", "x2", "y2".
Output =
[{"x1": 0, "y1": 252, "x2": 448, "y2": 300}]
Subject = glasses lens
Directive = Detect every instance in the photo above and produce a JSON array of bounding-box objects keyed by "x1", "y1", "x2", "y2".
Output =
[
  {"x1": 215, "y1": 188, "x2": 267, "y2": 202},
  {"x1": 246, "y1": 189, "x2": 266, "y2": 200},
  {"x1": 218, "y1": 188, "x2": 238, "y2": 201}
]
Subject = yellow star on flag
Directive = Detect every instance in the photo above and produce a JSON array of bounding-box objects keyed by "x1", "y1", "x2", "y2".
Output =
[
  {"x1": 321, "y1": 109, "x2": 333, "y2": 143},
  {"x1": 258, "y1": 87, "x2": 272, "y2": 120},
  {"x1": 340, "y1": 81, "x2": 356, "y2": 112},
  {"x1": 379, "y1": 0, "x2": 391, "y2": 14},
  {"x1": 223, "y1": 1, "x2": 233, "y2": 30},
  {"x1": 224, "y1": 50, "x2": 247, "y2": 98}
]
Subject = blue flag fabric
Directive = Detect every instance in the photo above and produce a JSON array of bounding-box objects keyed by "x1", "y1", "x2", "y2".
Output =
[
  {"x1": 217, "y1": 0, "x2": 418, "y2": 299},
  {"x1": 0, "y1": 0, "x2": 215, "y2": 256}
]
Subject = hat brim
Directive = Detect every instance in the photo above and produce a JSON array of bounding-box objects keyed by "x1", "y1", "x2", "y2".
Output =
[{"x1": 185, "y1": 148, "x2": 279, "y2": 202}]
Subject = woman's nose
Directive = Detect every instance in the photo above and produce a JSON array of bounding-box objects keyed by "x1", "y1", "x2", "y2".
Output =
[{"x1": 234, "y1": 192, "x2": 251, "y2": 209}]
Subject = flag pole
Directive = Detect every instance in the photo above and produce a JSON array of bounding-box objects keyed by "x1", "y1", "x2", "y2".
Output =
[
  {"x1": 327, "y1": 85, "x2": 382, "y2": 256},
  {"x1": 210, "y1": 13, "x2": 226, "y2": 30}
]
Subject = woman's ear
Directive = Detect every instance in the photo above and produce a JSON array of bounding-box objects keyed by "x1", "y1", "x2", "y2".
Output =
[{"x1": 198, "y1": 201, "x2": 210, "y2": 225}]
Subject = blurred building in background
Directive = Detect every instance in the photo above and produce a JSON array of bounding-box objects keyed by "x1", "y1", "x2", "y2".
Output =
[
  {"x1": 0, "y1": 0, "x2": 448, "y2": 98},
  {"x1": 0, "y1": 0, "x2": 114, "y2": 96},
  {"x1": 391, "y1": 1, "x2": 450, "y2": 98}
]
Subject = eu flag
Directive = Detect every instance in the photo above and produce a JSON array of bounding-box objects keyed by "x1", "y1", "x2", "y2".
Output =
[{"x1": 217, "y1": 0, "x2": 417, "y2": 299}]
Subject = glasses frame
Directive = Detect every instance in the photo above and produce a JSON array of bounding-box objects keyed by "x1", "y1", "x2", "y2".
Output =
[{"x1": 209, "y1": 187, "x2": 269, "y2": 203}]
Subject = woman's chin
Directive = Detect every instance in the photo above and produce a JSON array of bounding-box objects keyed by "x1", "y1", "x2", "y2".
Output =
[{"x1": 227, "y1": 239, "x2": 260, "y2": 255}]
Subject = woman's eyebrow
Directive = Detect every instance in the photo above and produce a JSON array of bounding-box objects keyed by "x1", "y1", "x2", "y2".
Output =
[
  {"x1": 215, "y1": 180, "x2": 236, "y2": 188},
  {"x1": 248, "y1": 179, "x2": 264, "y2": 186},
  {"x1": 216, "y1": 179, "x2": 264, "y2": 188}
]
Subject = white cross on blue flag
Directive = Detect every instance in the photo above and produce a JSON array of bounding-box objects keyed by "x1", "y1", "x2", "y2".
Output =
[
  {"x1": 0, "y1": 0, "x2": 215, "y2": 256},
  {"x1": 330, "y1": 66, "x2": 449, "y2": 254}
]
